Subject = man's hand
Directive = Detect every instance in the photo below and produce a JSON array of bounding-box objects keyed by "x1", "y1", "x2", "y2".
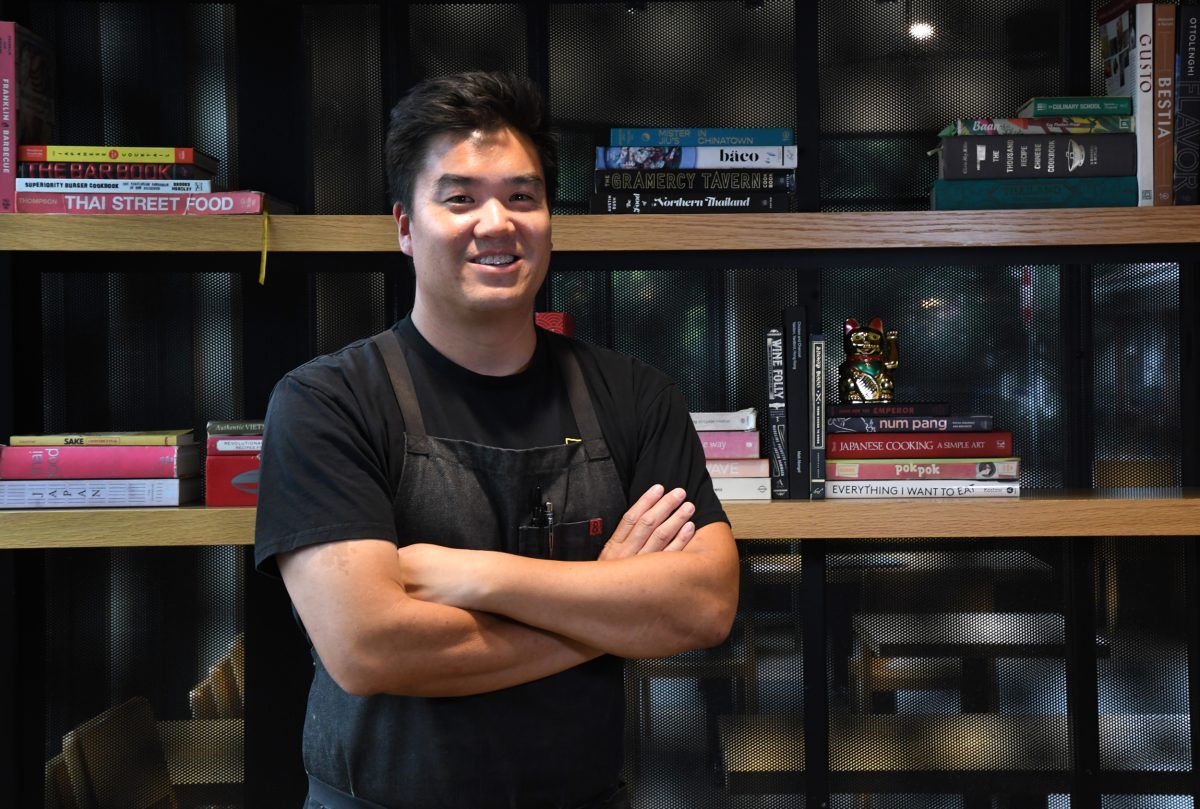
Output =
[{"x1": 599, "y1": 483, "x2": 696, "y2": 560}]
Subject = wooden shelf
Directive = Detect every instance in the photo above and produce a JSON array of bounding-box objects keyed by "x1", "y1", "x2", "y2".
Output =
[
  {"x1": 4, "y1": 207, "x2": 1200, "y2": 253},
  {"x1": 2, "y1": 492, "x2": 1196, "y2": 549}
]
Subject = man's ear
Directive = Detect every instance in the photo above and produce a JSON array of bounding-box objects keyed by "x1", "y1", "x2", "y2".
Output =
[{"x1": 394, "y1": 202, "x2": 414, "y2": 257}]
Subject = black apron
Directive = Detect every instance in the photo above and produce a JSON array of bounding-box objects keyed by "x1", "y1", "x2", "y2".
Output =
[{"x1": 301, "y1": 329, "x2": 630, "y2": 809}]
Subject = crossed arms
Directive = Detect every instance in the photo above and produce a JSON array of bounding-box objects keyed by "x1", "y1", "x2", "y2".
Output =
[{"x1": 278, "y1": 484, "x2": 739, "y2": 698}]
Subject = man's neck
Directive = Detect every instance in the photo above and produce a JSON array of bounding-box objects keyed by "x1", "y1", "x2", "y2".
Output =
[{"x1": 410, "y1": 304, "x2": 538, "y2": 377}]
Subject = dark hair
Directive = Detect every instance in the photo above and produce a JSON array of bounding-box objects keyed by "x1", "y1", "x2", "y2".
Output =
[{"x1": 384, "y1": 71, "x2": 558, "y2": 213}]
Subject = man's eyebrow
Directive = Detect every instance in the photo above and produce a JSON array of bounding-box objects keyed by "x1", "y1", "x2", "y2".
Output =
[{"x1": 433, "y1": 173, "x2": 544, "y2": 192}]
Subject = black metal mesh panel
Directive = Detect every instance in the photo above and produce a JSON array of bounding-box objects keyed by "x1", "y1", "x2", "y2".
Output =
[
  {"x1": 307, "y1": 4, "x2": 385, "y2": 214},
  {"x1": 184, "y1": 4, "x2": 238, "y2": 192},
  {"x1": 822, "y1": 266, "x2": 1065, "y2": 488},
  {"x1": 194, "y1": 273, "x2": 245, "y2": 426},
  {"x1": 549, "y1": 1, "x2": 797, "y2": 214},
  {"x1": 1101, "y1": 798, "x2": 1196, "y2": 809},
  {"x1": 829, "y1": 543, "x2": 1070, "y2": 804},
  {"x1": 820, "y1": 0, "x2": 1066, "y2": 210},
  {"x1": 408, "y1": 5, "x2": 527, "y2": 78},
  {"x1": 43, "y1": 548, "x2": 245, "y2": 806},
  {"x1": 1096, "y1": 538, "x2": 1193, "y2": 773},
  {"x1": 1092, "y1": 264, "x2": 1182, "y2": 488}
]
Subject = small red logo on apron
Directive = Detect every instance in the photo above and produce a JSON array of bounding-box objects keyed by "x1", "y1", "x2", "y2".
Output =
[{"x1": 588, "y1": 518, "x2": 603, "y2": 537}]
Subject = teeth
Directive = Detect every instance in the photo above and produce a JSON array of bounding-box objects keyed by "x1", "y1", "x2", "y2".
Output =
[{"x1": 476, "y1": 255, "x2": 516, "y2": 266}]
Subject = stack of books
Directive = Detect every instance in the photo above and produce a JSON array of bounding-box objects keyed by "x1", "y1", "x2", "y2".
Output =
[
  {"x1": 0, "y1": 430, "x2": 201, "y2": 508},
  {"x1": 823, "y1": 403, "x2": 1020, "y2": 499},
  {"x1": 204, "y1": 420, "x2": 264, "y2": 507},
  {"x1": 931, "y1": 97, "x2": 1139, "y2": 210},
  {"x1": 13, "y1": 145, "x2": 292, "y2": 215},
  {"x1": 691, "y1": 408, "x2": 771, "y2": 501},
  {"x1": 591, "y1": 127, "x2": 796, "y2": 214},
  {"x1": 931, "y1": 2, "x2": 1200, "y2": 210}
]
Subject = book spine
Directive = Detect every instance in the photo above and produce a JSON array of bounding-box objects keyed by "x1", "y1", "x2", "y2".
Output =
[
  {"x1": 931, "y1": 176, "x2": 1138, "y2": 209},
  {"x1": 706, "y1": 458, "x2": 771, "y2": 477},
  {"x1": 827, "y1": 431, "x2": 1014, "y2": 459},
  {"x1": 0, "y1": 21, "x2": 16, "y2": 213},
  {"x1": 1134, "y1": 2, "x2": 1156, "y2": 205},
  {"x1": 15, "y1": 190, "x2": 268, "y2": 215},
  {"x1": 783, "y1": 306, "x2": 808, "y2": 499},
  {"x1": 589, "y1": 191, "x2": 791, "y2": 214},
  {"x1": 206, "y1": 436, "x2": 263, "y2": 454},
  {"x1": 0, "y1": 445, "x2": 196, "y2": 479},
  {"x1": 809, "y1": 335, "x2": 826, "y2": 500},
  {"x1": 609, "y1": 127, "x2": 795, "y2": 146},
  {"x1": 766, "y1": 327, "x2": 789, "y2": 499},
  {"x1": 826, "y1": 457, "x2": 1021, "y2": 481},
  {"x1": 1154, "y1": 3, "x2": 1176, "y2": 204},
  {"x1": 0, "y1": 478, "x2": 198, "y2": 508},
  {"x1": 1176, "y1": 6, "x2": 1200, "y2": 205},
  {"x1": 15, "y1": 178, "x2": 212, "y2": 193},
  {"x1": 205, "y1": 420, "x2": 265, "y2": 435},
  {"x1": 940, "y1": 117, "x2": 1134, "y2": 136},
  {"x1": 709, "y1": 477, "x2": 772, "y2": 500},
  {"x1": 18, "y1": 161, "x2": 215, "y2": 180},
  {"x1": 698, "y1": 431, "x2": 761, "y2": 459},
  {"x1": 9, "y1": 433, "x2": 189, "y2": 446},
  {"x1": 827, "y1": 402, "x2": 950, "y2": 417},
  {"x1": 827, "y1": 415, "x2": 995, "y2": 433},
  {"x1": 205, "y1": 454, "x2": 261, "y2": 506},
  {"x1": 595, "y1": 169, "x2": 796, "y2": 192},
  {"x1": 938, "y1": 134, "x2": 1137, "y2": 179},
  {"x1": 690, "y1": 408, "x2": 757, "y2": 431},
  {"x1": 18, "y1": 145, "x2": 217, "y2": 172},
  {"x1": 1021, "y1": 98, "x2": 1134, "y2": 116},
  {"x1": 826, "y1": 480, "x2": 1020, "y2": 498},
  {"x1": 595, "y1": 145, "x2": 798, "y2": 170}
]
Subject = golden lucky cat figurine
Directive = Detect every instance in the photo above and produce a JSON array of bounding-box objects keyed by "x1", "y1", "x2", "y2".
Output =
[{"x1": 839, "y1": 317, "x2": 899, "y2": 403}]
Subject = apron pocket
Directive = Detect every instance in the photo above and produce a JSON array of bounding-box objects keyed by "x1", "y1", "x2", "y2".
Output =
[{"x1": 517, "y1": 519, "x2": 606, "y2": 560}]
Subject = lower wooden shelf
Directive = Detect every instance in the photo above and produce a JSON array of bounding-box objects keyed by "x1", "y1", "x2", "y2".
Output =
[{"x1": 0, "y1": 491, "x2": 1197, "y2": 549}]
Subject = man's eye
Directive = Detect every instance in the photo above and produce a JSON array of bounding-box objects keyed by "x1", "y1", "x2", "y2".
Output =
[{"x1": 445, "y1": 195, "x2": 471, "y2": 204}]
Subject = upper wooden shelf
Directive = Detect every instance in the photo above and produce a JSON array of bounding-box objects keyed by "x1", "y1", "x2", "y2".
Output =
[
  {"x1": 2, "y1": 492, "x2": 1196, "y2": 549},
  {"x1": 4, "y1": 207, "x2": 1200, "y2": 253}
]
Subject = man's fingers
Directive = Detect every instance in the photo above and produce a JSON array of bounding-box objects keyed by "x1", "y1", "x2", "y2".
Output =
[
  {"x1": 636, "y1": 499, "x2": 695, "y2": 555},
  {"x1": 661, "y1": 521, "x2": 696, "y2": 552},
  {"x1": 609, "y1": 484, "x2": 666, "y2": 546}
]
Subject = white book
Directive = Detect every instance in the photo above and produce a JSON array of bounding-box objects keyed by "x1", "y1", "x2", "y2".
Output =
[
  {"x1": 710, "y1": 476, "x2": 772, "y2": 501},
  {"x1": 0, "y1": 477, "x2": 202, "y2": 508},
  {"x1": 1102, "y1": 1, "x2": 1155, "y2": 205},
  {"x1": 15, "y1": 178, "x2": 213, "y2": 193},
  {"x1": 827, "y1": 480, "x2": 1020, "y2": 499},
  {"x1": 690, "y1": 407, "x2": 757, "y2": 431}
]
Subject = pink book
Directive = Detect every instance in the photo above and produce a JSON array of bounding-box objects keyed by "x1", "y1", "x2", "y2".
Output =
[
  {"x1": 14, "y1": 189, "x2": 288, "y2": 214},
  {"x1": 705, "y1": 458, "x2": 770, "y2": 477},
  {"x1": 0, "y1": 444, "x2": 200, "y2": 479},
  {"x1": 826, "y1": 457, "x2": 1021, "y2": 481},
  {"x1": 698, "y1": 431, "x2": 760, "y2": 459},
  {"x1": 827, "y1": 430, "x2": 1013, "y2": 459}
]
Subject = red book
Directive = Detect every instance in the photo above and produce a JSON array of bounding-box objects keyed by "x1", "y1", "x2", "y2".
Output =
[
  {"x1": 205, "y1": 454, "x2": 260, "y2": 507},
  {"x1": 535, "y1": 312, "x2": 576, "y2": 337},
  {"x1": 14, "y1": 190, "x2": 289, "y2": 215},
  {"x1": 206, "y1": 435, "x2": 263, "y2": 455},
  {"x1": 698, "y1": 431, "x2": 760, "y2": 459},
  {"x1": 0, "y1": 444, "x2": 200, "y2": 480},
  {"x1": 826, "y1": 431, "x2": 1013, "y2": 459}
]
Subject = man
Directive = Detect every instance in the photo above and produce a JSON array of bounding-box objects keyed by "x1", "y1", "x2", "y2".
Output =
[{"x1": 254, "y1": 71, "x2": 739, "y2": 809}]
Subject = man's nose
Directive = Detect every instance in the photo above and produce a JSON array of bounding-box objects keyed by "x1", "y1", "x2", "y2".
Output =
[{"x1": 475, "y1": 198, "x2": 516, "y2": 236}]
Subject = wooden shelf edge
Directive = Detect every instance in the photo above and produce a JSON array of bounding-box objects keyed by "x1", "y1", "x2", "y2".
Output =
[
  {"x1": 1, "y1": 493, "x2": 1197, "y2": 548},
  {"x1": 4, "y1": 208, "x2": 1200, "y2": 253}
]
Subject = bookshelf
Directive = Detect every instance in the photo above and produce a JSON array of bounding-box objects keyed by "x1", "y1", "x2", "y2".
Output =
[{"x1": 1, "y1": 208, "x2": 1198, "y2": 548}]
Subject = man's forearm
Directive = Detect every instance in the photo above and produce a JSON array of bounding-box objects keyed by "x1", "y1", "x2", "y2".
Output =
[{"x1": 423, "y1": 523, "x2": 739, "y2": 659}]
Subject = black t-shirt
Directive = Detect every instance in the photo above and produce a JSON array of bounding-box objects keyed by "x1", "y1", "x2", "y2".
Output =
[{"x1": 253, "y1": 317, "x2": 727, "y2": 572}]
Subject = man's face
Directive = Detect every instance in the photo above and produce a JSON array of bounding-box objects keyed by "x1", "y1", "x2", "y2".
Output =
[{"x1": 397, "y1": 126, "x2": 551, "y2": 321}]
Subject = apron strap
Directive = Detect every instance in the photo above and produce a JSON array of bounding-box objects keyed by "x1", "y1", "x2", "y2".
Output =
[
  {"x1": 547, "y1": 334, "x2": 610, "y2": 461},
  {"x1": 307, "y1": 772, "x2": 392, "y2": 809},
  {"x1": 371, "y1": 329, "x2": 426, "y2": 438}
]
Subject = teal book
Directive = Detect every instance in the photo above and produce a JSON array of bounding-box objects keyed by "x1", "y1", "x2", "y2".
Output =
[
  {"x1": 931, "y1": 176, "x2": 1137, "y2": 210},
  {"x1": 1015, "y1": 96, "x2": 1133, "y2": 117}
]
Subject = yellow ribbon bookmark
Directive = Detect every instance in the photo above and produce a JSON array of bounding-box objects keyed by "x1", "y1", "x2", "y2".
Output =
[{"x1": 258, "y1": 209, "x2": 270, "y2": 285}]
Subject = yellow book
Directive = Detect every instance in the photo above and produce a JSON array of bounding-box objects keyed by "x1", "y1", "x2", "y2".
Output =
[
  {"x1": 8, "y1": 429, "x2": 195, "y2": 446},
  {"x1": 17, "y1": 145, "x2": 218, "y2": 172}
]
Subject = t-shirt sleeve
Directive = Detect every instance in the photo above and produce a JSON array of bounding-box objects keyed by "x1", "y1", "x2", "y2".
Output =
[
  {"x1": 253, "y1": 373, "x2": 399, "y2": 576},
  {"x1": 631, "y1": 380, "x2": 729, "y2": 532}
]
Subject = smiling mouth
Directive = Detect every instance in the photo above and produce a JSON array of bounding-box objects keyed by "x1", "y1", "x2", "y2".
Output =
[{"x1": 473, "y1": 255, "x2": 518, "y2": 267}]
